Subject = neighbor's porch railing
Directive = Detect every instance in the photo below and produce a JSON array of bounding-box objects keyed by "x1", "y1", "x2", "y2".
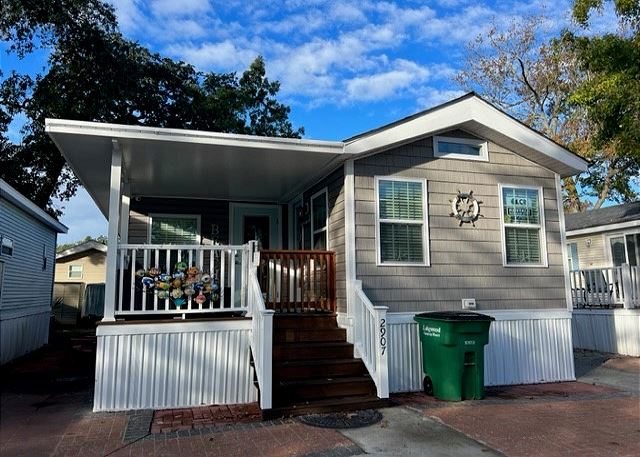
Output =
[
  {"x1": 258, "y1": 250, "x2": 336, "y2": 313},
  {"x1": 352, "y1": 279, "x2": 389, "y2": 398},
  {"x1": 115, "y1": 243, "x2": 252, "y2": 316},
  {"x1": 247, "y1": 243, "x2": 274, "y2": 410},
  {"x1": 570, "y1": 264, "x2": 639, "y2": 309}
]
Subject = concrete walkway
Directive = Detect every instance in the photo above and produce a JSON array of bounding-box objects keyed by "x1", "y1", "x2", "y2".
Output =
[{"x1": 340, "y1": 406, "x2": 501, "y2": 457}]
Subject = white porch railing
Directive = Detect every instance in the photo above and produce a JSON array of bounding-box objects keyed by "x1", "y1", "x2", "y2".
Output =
[
  {"x1": 352, "y1": 280, "x2": 389, "y2": 398},
  {"x1": 570, "y1": 264, "x2": 640, "y2": 309},
  {"x1": 247, "y1": 245, "x2": 274, "y2": 410},
  {"x1": 115, "y1": 243, "x2": 252, "y2": 316}
]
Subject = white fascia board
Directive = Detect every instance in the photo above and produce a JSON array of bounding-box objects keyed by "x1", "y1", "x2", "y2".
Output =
[
  {"x1": 566, "y1": 220, "x2": 640, "y2": 237},
  {"x1": 344, "y1": 96, "x2": 589, "y2": 175},
  {"x1": 45, "y1": 118, "x2": 346, "y2": 155},
  {"x1": 0, "y1": 179, "x2": 68, "y2": 233},
  {"x1": 56, "y1": 241, "x2": 107, "y2": 260}
]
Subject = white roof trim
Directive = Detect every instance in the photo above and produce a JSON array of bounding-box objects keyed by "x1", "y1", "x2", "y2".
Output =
[
  {"x1": 45, "y1": 119, "x2": 346, "y2": 155},
  {"x1": 344, "y1": 95, "x2": 588, "y2": 176},
  {"x1": 0, "y1": 179, "x2": 68, "y2": 233},
  {"x1": 56, "y1": 240, "x2": 107, "y2": 260},
  {"x1": 566, "y1": 220, "x2": 640, "y2": 237}
]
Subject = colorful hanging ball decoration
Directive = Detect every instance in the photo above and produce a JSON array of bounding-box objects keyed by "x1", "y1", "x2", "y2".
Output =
[
  {"x1": 173, "y1": 271, "x2": 185, "y2": 280},
  {"x1": 172, "y1": 279, "x2": 182, "y2": 289},
  {"x1": 159, "y1": 274, "x2": 171, "y2": 282},
  {"x1": 194, "y1": 281, "x2": 204, "y2": 291},
  {"x1": 173, "y1": 297, "x2": 186, "y2": 308},
  {"x1": 194, "y1": 293, "x2": 207, "y2": 305},
  {"x1": 201, "y1": 274, "x2": 211, "y2": 284},
  {"x1": 211, "y1": 293, "x2": 220, "y2": 302},
  {"x1": 148, "y1": 267, "x2": 161, "y2": 277},
  {"x1": 157, "y1": 290, "x2": 168, "y2": 300},
  {"x1": 174, "y1": 262, "x2": 187, "y2": 272},
  {"x1": 204, "y1": 283, "x2": 212, "y2": 294},
  {"x1": 211, "y1": 282, "x2": 219, "y2": 292},
  {"x1": 157, "y1": 281, "x2": 170, "y2": 290},
  {"x1": 135, "y1": 269, "x2": 147, "y2": 277},
  {"x1": 141, "y1": 277, "x2": 155, "y2": 288},
  {"x1": 187, "y1": 266, "x2": 199, "y2": 277},
  {"x1": 184, "y1": 287, "x2": 196, "y2": 297},
  {"x1": 171, "y1": 288, "x2": 183, "y2": 299}
]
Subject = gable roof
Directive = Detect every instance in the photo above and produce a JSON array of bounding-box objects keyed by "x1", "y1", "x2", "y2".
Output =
[
  {"x1": 565, "y1": 202, "x2": 640, "y2": 234},
  {"x1": 46, "y1": 93, "x2": 588, "y2": 217},
  {"x1": 56, "y1": 240, "x2": 108, "y2": 260},
  {"x1": 344, "y1": 93, "x2": 588, "y2": 177},
  {"x1": 0, "y1": 179, "x2": 68, "y2": 233}
]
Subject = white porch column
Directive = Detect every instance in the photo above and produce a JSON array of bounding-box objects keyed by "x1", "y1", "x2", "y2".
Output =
[
  {"x1": 103, "y1": 140, "x2": 123, "y2": 322},
  {"x1": 343, "y1": 159, "x2": 356, "y2": 343},
  {"x1": 621, "y1": 263, "x2": 633, "y2": 309},
  {"x1": 556, "y1": 174, "x2": 574, "y2": 312},
  {"x1": 119, "y1": 182, "x2": 130, "y2": 244}
]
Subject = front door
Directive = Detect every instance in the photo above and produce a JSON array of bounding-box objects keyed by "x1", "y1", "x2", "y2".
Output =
[
  {"x1": 230, "y1": 203, "x2": 281, "y2": 248},
  {"x1": 230, "y1": 204, "x2": 281, "y2": 306}
]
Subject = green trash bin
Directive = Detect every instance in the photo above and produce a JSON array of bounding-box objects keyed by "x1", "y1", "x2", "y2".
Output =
[{"x1": 413, "y1": 311, "x2": 494, "y2": 401}]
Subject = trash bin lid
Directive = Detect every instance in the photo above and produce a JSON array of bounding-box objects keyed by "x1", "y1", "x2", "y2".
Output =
[{"x1": 414, "y1": 311, "x2": 494, "y2": 321}]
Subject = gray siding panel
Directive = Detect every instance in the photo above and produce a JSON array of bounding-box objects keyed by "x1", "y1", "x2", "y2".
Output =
[
  {"x1": 354, "y1": 131, "x2": 565, "y2": 312},
  {"x1": 0, "y1": 198, "x2": 57, "y2": 363}
]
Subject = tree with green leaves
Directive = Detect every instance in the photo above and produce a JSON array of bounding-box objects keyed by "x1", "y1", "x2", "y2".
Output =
[
  {"x1": 1, "y1": 0, "x2": 303, "y2": 216},
  {"x1": 566, "y1": 0, "x2": 640, "y2": 208}
]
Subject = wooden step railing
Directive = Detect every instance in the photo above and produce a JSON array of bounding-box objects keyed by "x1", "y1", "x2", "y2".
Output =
[{"x1": 258, "y1": 250, "x2": 336, "y2": 313}]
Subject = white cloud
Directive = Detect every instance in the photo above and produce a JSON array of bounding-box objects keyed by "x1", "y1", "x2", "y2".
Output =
[
  {"x1": 55, "y1": 188, "x2": 107, "y2": 245},
  {"x1": 344, "y1": 60, "x2": 431, "y2": 102},
  {"x1": 417, "y1": 88, "x2": 466, "y2": 109},
  {"x1": 150, "y1": 0, "x2": 211, "y2": 17},
  {"x1": 165, "y1": 40, "x2": 258, "y2": 71}
]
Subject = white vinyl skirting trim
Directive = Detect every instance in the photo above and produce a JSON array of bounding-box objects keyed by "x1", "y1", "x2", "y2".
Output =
[
  {"x1": 572, "y1": 309, "x2": 640, "y2": 357},
  {"x1": 386, "y1": 309, "x2": 576, "y2": 393},
  {"x1": 0, "y1": 310, "x2": 50, "y2": 365},
  {"x1": 94, "y1": 320, "x2": 257, "y2": 412}
]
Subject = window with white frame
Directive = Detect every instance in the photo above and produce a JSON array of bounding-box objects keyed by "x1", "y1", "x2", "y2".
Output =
[
  {"x1": 433, "y1": 135, "x2": 488, "y2": 161},
  {"x1": 149, "y1": 214, "x2": 200, "y2": 244},
  {"x1": 1, "y1": 237, "x2": 13, "y2": 256},
  {"x1": 609, "y1": 232, "x2": 640, "y2": 267},
  {"x1": 68, "y1": 264, "x2": 83, "y2": 279},
  {"x1": 376, "y1": 177, "x2": 428, "y2": 265},
  {"x1": 310, "y1": 189, "x2": 328, "y2": 250},
  {"x1": 500, "y1": 185, "x2": 546, "y2": 266}
]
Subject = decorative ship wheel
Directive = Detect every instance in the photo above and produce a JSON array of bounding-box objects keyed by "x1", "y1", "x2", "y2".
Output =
[{"x1": 449, "y1": 190, "x2": 483, "y2": 226}]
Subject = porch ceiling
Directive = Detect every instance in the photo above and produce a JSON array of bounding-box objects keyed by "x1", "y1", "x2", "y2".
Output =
[{"x1": 46, "y1": 120, "x2": 348, "y2": 217}]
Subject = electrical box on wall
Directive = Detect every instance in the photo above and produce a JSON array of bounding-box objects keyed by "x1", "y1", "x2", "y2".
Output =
[{"x1": 462, "y1": 298, "x2": 476, "y2": 310}]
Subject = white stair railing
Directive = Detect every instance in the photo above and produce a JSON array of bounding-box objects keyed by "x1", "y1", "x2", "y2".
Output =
[
  {"x1": 247, "y1": 243, "x2": 274, "y2": 410},
  {"x1": 352, "y1": 279, "x2": 389, "y2": 398}
]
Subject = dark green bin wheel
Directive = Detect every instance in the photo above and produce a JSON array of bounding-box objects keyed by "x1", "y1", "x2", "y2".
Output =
[{"x1": 423, "y1": 376, "x2": 434, "y2": 396}]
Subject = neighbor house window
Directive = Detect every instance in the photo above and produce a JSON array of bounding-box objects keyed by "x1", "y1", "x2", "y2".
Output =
[
  {"x1": 310, "y1": 189, "x2": 328, "y2": 250},
  {"x1": 149, "y1": 214, "x2": 200, "y2": 244},
  {"x1": 609, "y1": 232, "x2": 640, "y2": 267},
  {"x1": 567, "y1": 242, "x2": 579, "y2": 271},
  {"x1": 376, "y1": 177, "x2": 429, "y2": 265},
  {"x1": 433, "y1": 135, "x2": 488, "y2": 161},
  {"x1": 68, "y1": 264, "x2": 83, "y2": 279},
  {"x1": 500, "y1": 185, "x2": 546, "y2": 266},
  {"x1": 1, "y1": 237, "x2": 13, "y2": 256}
]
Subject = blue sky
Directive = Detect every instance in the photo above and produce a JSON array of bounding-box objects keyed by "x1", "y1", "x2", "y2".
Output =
[{"x1": 2, "y1": 0, "x2": 620, "y2": 243}]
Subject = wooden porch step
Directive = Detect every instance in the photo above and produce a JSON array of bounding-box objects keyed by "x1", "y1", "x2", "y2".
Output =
[
  {"x1": 263, "y1": 395, "x2": 391, "y2": 419},
  {"x1": 274, "y1": 376, "x2": 376, "y2": 402},
  {"x1": 273, "y1": 313, "x2": 337, "y2": 329},
  {"x1": 273, "y1": 358, "x2": 367, "y2": 381},
  {"x1": 273, "y1": 327, "x2": 346, "y2": 343},
  {"x1": 273, "y1": 341, "x2": 354, "y2": 361}
]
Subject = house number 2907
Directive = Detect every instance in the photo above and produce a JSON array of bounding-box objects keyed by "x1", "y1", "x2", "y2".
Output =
[{"x1": 380, "y1": 318, "x2": 387, "y2": 355}]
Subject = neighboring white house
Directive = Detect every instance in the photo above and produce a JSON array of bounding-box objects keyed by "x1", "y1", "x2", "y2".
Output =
[
  {"x1": 0, "y1": 179, "x2": 68, "y2": 365},
  {"x1": 565, "y1": 202, "x2": 640, "y2": 356},
  {"x1": 46, "y1": 93, "x2": 590, "y2": 414}
]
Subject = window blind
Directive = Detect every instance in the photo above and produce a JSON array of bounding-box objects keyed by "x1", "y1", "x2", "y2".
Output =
[
  {"x1": 501, "y1": 186, "x2": 543, "y2": 265},
  {"x1": 151, "y1": 216, "x2": 199, "y2": 244}
]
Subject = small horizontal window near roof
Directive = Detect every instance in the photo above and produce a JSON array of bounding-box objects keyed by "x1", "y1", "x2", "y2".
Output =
[{"x1": 433, "y1": 135, "x2": 488, "y2": 161}]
